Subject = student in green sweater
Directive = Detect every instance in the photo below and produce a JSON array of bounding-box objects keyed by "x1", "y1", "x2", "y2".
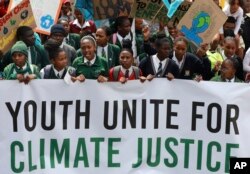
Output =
[
  {"x1": 72, "y1": 35, "x2": 109, "y2": 82},
  {"x1": 211, "y1": 58, "x2": 243, "y2": 83},
  {"x1": 3, "y1": 41, "x2": 40, "y2": 83}
]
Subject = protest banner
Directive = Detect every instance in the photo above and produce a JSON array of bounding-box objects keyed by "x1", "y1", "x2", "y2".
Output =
[
  {"x1": 93, "y1": 0, "x2": 133, "y2": 19},
  {"x1": 8, "y1": 0, "x2": 62, "y2": 35},
  {"x1": 0, "y1": 0, "x2": 36, "y2": 54},
  {"x1": 130, "y1": 0, "x2": 191, "y2": 25},
  {"x1": 177, "y1": 0, "x2": 227, "y2": 45},
  {"x1": 0, "y1": 79, "x2": 250, "y2": 173}
]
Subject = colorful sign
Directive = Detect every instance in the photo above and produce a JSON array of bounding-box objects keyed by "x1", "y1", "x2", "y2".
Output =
[
  {"x1": 8, "y1": 0, "x2": 62, "y2": 35},
  {"x1": 177, "y1": 0, "x2": 227, "y2": 45},
  {"x1": 0, "y1": 0, "x2": 36, "y2": 54},
  {"x1": 93, "y1": 0, "x2": 134, "y2": 19},
  {"x1": 0, "y1": 79, "x2": 250, "y2": 173}
]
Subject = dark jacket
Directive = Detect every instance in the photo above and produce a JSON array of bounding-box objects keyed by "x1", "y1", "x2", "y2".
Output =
[{"x1": 139, "y1": 55, "x2": 179, "y2": 78}]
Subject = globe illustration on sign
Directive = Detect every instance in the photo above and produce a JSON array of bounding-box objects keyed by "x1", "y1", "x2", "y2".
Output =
[
  {"x1": 193, "y1": 11, "x2": 211, "y2": 33},
  {"x1": 180, "y1": 11, "x2": 211, "y2": 45}
]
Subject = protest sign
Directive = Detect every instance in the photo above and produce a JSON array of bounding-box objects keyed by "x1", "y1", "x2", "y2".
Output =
[
  {"x1": 177, "y1": 0, "x2": 227, "y2": 45},
  {"x1": 130, "y1": 0, "x2": 191, "y2": 25},
  {"x1": 0, "y1": 0, "x2": 36, "y2": 54},
  {"x1": 93, "y1": 0, "x2": 133, "y2": 19},
  {"x1": 8, "y1": 0, "x2": 62, "y2": 35},
  {"x1": 0, "y1": 79, "x2": 250, "y2": 173}
]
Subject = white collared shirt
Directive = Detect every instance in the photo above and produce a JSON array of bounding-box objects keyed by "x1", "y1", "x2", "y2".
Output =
[
  {"x1": 97, "y1": 45, "x2": 108, "y2": 58},
  {"x1": 152, "y1": 54, "x2": 167, "y2": 72},
  {"x1": 120, "y1": 66, "x2": 133, "y2": 77},
  {"x1": 40, "y1": 65, "x2": 65, "y2": 79},
  {"x1": 84, "y1": 55, "x2": 96, "y2": 65},
  {"x1": 116, "y1": 32, "x2": 132, "y2": 44},
  {"x1": 16, "y1": 63, "x2": 27, "y2": 70},
  {"x1": 72, "y1": 19, "x2": 90, "y2": 29},
  {"x1": 52, "y1": 66, "x2": 66, "y2": 78},
  {"x1": 172, "y1": 52, "x2": 184, "y2": 69},
  {"x1": 226, "y1": 77, "x2": 235, "y2": 82}
]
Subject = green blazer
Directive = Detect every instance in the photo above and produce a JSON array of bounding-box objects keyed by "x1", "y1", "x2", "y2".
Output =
[
  {"x1": 210, "y1": 75, "x2": 243, "y2": 83},
  {"x1": 67, "y1": 33, "x2": 81, "y2": 50},
  {"x1": 72, "y1": 55, "x2": 109, "y2": 79},
  {"x1": 106, "y1": 43, "x2": 120, "y2": 68},
  {"x1": 1, "y1": 45, "x2": 50, "y2": 71}
]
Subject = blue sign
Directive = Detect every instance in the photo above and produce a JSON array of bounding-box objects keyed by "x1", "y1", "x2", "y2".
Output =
[{"x1": 40, "y1": 15, "x2": 54, "y2": 29}]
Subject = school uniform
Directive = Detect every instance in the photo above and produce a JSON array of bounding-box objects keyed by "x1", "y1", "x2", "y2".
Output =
[
  {"x1": 139, "y1": 54, "x2": 179, "y2": 78},
  {"x1": 70, "y1": 19, "x2": 96, "y2": 34},
  {"x1": 109, "y1": 65, "x2": 141, "y2": 81},
  {"x1": 171, "y1": 52, "x2": 204, "y2": 80},
  {"x1": 97, "y1": 43, "x2": 121, "y2": 69},
  {"x1": 1, "y1": 44, "x2": 50, "y2": 71},
  {"x1": 64, "y1": 33, "x2": 81, "y2": 50},
  {"x1": 72, "y1": 55, "x2": 109, "y2": 79},
  {"x1": 221, "y1": 51, "x2": 244, "y2": 81},
  {"x1": 210, "y1": 76, "x2": 243, "y2": 83},
  {"x1": 3, "y1": 62, "x2": 40, "y2": 80},
  {"x1": 110, "y1": 32, "x2": 137, "y2": 57},
  {"x1": 40, "y1": 64, "x2": 76, "y2": 79}
]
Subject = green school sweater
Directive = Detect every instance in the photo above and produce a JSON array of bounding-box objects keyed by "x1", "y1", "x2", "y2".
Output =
[
  {"x1": 3, "y1": 63, "x2": 41, "y2": 80},
  {"x1": 72, "y1": 55, "x2": 109, "y2": 79}
]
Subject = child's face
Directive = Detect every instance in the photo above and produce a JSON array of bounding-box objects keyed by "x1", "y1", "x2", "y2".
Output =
[
  {"x1": 96, "y1": 28, "x2": 109, "y2": 47},
  {"x1": 59, "y1": 20, "x2": 70, "y2": 34},
  {"x1": 221, "y1": 60, "x2": 236, "y2": 80},
  {"x1": 12, "y1": 52, "x2": 26, "y2": 68},
  {"x1": 119, "y1": 50, "x2": 133, "y2": 69},
  {"x1": 223, "y1": 40, "x2": 236, "y2": 58},
  {"x1": 118, "y1": 19, "x2": 131, "y2": 37},
  {"x1": 174, "y1": 41, "x2": 187, "y2": 60},
  {"x1": 51, "y1": 33, "x2": 65, "y2": 45},
  {"x1": 167, "y1": 22, "x2": 178, "y2": 38},
  {"x1": 223, "y1": 22, "x2": 236, "y2": 31},
  {"x1": 52, "y1": 51, "x2": 68, "y2": 71},
  {"x1": 75, "y1": 10, "x2": 84, "y2": 23},
  {"x1": 230, "y1": 0, "x2": 240, "y2": 14},
  {"x1": 81, "y1": 39, "x2": 96, "y2": 60},
  {"x1": 157, "y1": 42, "x2": 171, "y2": 60}
]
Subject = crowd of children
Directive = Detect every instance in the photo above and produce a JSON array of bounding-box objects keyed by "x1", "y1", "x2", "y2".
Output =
[{"x1": 0, "y1": 0, "x2": 250, "y2": 84}]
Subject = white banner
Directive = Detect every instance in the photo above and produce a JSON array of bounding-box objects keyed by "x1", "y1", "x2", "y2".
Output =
[
  {"x1": 0, "y1": 79, "x2": 250, "y2": 174},
  {"x1": 8, "y1": 0, "x2": 62, "y2": 35}
]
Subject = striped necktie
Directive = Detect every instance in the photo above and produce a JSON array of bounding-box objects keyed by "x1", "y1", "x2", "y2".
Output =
[
  {"x1": 156, "y1": 62, "x2": 162, "y2": 77},
  {"x1": 125, "y1": 70, "x2": 129, "y2": 78},
  {"x1": 102, "y1": 48, "x2": 106, "y2": 58}
]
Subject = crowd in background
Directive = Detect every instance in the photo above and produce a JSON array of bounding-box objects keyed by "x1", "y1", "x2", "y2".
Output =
[{"x1": 0, "y1": 0, "x2": 250, "y2": 84}]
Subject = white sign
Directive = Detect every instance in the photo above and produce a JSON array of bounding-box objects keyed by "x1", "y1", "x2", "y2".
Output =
[
  {"x1": 0, "y1": 79, "x2": 249, "y2": 173},
  {"x1": 8, "y1": 0, "x2": 62, "y2": 35}
]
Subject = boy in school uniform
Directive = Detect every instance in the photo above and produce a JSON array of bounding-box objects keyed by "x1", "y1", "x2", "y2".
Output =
[{"x1": 3, "y1": 41, "x2": 40, "y2": 83}]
